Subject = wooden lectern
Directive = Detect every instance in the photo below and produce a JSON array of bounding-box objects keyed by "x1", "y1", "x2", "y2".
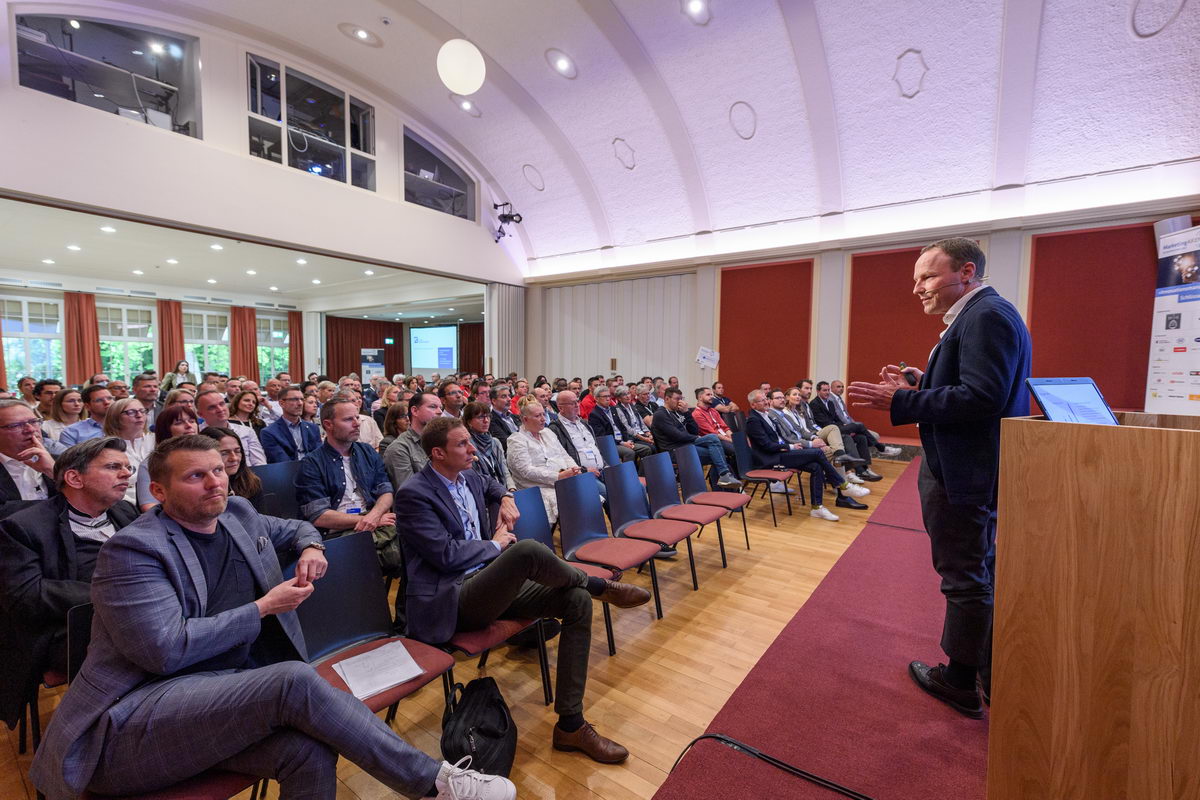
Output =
[{"x1": 988, "y1": 412, "x2": 1200, "y2": 800}]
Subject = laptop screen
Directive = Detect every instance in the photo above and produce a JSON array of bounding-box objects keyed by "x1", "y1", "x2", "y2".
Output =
[{"x1": 1027, "y1": 378, "x2": 1120, "y2": 426}]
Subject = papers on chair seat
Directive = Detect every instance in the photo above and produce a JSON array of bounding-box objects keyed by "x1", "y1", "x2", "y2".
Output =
[{"x1": 332, "y1": 640, "x2": 425, "y2": 700}]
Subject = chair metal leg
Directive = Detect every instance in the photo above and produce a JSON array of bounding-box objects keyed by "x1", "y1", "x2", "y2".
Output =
[
  {"x1": 685, "y1": 536, "x2": 699, "y2": 590},
  {"x1": 647, "y1": 558, "x2": 663, "y2": 618},
  {"x1": 602, "y1": 603, "x2": 616, "y2": 656},
  {"x1": 477, "y1": 649, "x2": 490, "y2": 669},
  {"x1": 739, "y1": 509, "x2": 750, "y2": 549},
  {"x1": 534, "y1": 619, "x2": 553, "y2": 706},
  {"x1": 385, "y1": 701, "x2": 399, "y2": 725},
  {"x1": 714, "y1": 518, "x2": 728, "y2": 567},
  {"x1": 783, "y1": 478, "x2": 794, "y2": 515},
  {"x1": 442, "y1": 668, "x2": 455, "y2": 704},
  {"x1": 766, "y1": 483, "x2": 778, "y2": 527}
]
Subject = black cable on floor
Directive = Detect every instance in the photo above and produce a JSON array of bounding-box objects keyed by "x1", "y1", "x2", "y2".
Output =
[{"x1": 670, "y1": 733, "x2": 876, "y2": 800}]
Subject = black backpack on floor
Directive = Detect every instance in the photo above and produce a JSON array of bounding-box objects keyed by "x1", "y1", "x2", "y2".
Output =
[{"x1": 441, "y1": 677, "x2": 517, "y2": 777}]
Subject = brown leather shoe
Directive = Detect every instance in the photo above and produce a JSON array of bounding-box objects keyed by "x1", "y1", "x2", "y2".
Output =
[
  {"x1": 553, "y1": 722, "x2": 629, "y2": 764},
  {"x1": 593, "y1": 579, "x2": 650, "y2": 609}
]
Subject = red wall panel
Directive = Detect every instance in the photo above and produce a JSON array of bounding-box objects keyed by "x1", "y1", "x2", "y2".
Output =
[
  {"x1": 1029, "y1": 223, "x2": 1159, "y2": 411},
  {"x1": 718, "y1": 260, "x2": 813, "y2": 405},
  {"x1": 847, "y1": 247, "x2": 944, "y2": 441}
]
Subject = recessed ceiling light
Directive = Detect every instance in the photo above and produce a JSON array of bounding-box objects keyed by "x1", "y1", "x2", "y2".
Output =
[
  {"x1": 66, "y1": 244, "x2": 81, "y2": 251},
  {"x1": 150, "y1": 42, "x2": 165, "y2": 55},
  {"x1": 364, "y1": 270, "x2": 375, "y2": 276},
  {"x1": 356, "y1": 29, "x2": 369, "y2": 39},
  {"x1": 206, "y1": 278, "x2": 217, "y2": 284},
  {"x1": 338, "y1": 23, "x2": 382, "y2": 47},
  {"x1": 458, "y1": 318, "x2": 463, "y2": 322},
  {"x1": 683, "y1": 0, "x2": 711, "y2": 24},
  {"x1": 397, "y1": 312, "x2": 403, "y2": 316},
  {"x1": 448, "y1": 308, "x2": 455, "y2": 311},
  {"x1": 69, "y1": 19, "x2": 81, "y2": 29},
  {"x1": 545, "y1": 49, "x2": 578, "y2": 79},
  {"x1": 296, "y1": 258, "x2": 307, "y2": 265},
  {"x1": 450, "y1": 94, "x2": 482, "y2": 117},
  {"x1": 210, "y1": 243, "x2": 223, "y2": 250},
  {"x1": 269, "y1": 286, "x2": 279, "y2": 291},
  {"x1": 362, "y1": 315, "x2": 368, "y2": 318},
  {"x1": 131, "y1": 49, "x2": 143, "y2": 55},
  {"x1": 93, "y1": 93, "x2": 105, "y2": 99},
  {"x1": 41, "y1": 259, "x2": 55, "y2": 265},
  {"x1": 132, "y1": 269, "x2": 144, "y2": 275},
  {"x1": 165, "y1": 258, "x2": 178, "y2": 264},
  {"x1": 246, "y1": 269, "x2": 257, "y2": 275},
  {"x1": 311, "y1": 279, "x2": 321, "y2": 285},
  {"x1": 99, "y1": 225, "x2": 116, "y2": 233}
]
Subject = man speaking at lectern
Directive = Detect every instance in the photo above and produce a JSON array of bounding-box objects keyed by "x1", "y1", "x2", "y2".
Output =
[{"x1": 848, "y1": 238, "x2": 1031, "y2": 719}]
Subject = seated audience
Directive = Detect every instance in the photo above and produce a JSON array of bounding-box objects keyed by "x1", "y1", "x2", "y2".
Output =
[
  {"x1": 507, "y1": 401, "x2": 584, "y2": 523},
  {"x1": 549, "y1": 391, "x2": 610, "y2": 474},
  {"x1": 829, "y1": 379, "x2": 903, "y2": 458},
  {"x1": 508, "y1": 378, "x2": 530, "y2": 415},
  {"x1": 810, "y1": 381, "x2": 883, "y2": 481},
  {"x1": 633, "y1": 384, "x2": 658, "y2": 425},
  {"x1": 42, "y1": 388, "x2": 83, "y2": 445},
  {"x1": 650, "y1": 388, "x2": 743, "y2": 489},
  {"x1": 586, "y1": 386, "x2": 639, "y2": 463},
  {"x1": 108, "y1": 380, "x2": 129, "y2": 400},
  {"x1": 131, "y1": 374, "x2": 162, "y2": 428},
  {"x1": 378, "y1": 401, "x2": 409, "y2": 456},
  {"x1": 464, "y1": 402, "x2": 515, "y2": 491},
  {"x1": 0, "y1": 437, "x2": 138, "y2": 730},
  {"x1": 260, "y1": 385, "x2": 321, "y2": 463},
  {"x1": 373, "y1": 383, "x2": 401, "y2": 429},
  {"x1": 29, "y1": 434, "x2": 510, "y2": 800},
  {"x1": 228, "y1": 390, "x2": 266, "y2": 434},
  {"x1": 488, "y1": 385, "x2": 521, "y2": 449},
  {"x1": 196, "y1": 389, "x2": 266, "y2": 467},
  {"x1": 17, "y1": 377, "x2": 37, "y2": 410},
  {"x1": 690, "y1": 387, "x2": 737, "y2": 464},
  {"x1": 259, "y1": 378, "x2": 283, "y2": 424},
  {"x1": 577, "y1": 377, "x2": 602, "y2": 419},
  {"x1": 384, "y1": 391, "x2": 443, "y2": 489},
  {"x1": 532, "y1": 385, "x2": 559, "y2": 423},
  {"x1": 435, "y1": 381, "x2": 465, "y2": 420},
  {"x1": 744, "y1": 390, "x2": 869, "y2": 521},
  {"x1": 301, "y1": 393, "x2": 319, "y2": 422},
  {"x1": 135, "y1": 404, "x2": 201, "y2": 511},
  {"x1": 0, "y1": 399, "x2": 56, "y2": 518},
  {"x1": 711, "y1": 381, "x2": 739, "y2": 414},
  {"x1": 776, "y1": 386, "x2": 865, "y2": 470},
  {"x1": 612, "y1": 386, "x2": 655, "y2": 452},
  {"x1": 200, "y1": 426, "x2": 264, "y2": 502},
  {"x1": 314, "y1": 380, "x2": 338, "y2": 408},
  {"x1": 163, "y1": 387, "x2": 197, "y2": 411},
  {"x1": 60, "y1": 385, "x2": 113, "y2": 446},
  {"x1": 102, "y1": 398, "x2": 154, "y2": 505},
  {"x1": 32, "y1": 379, "x2": 63, "y2": 421},
  {"x1": 396, "y1": 416, "x2": 648, "y2": 764}
]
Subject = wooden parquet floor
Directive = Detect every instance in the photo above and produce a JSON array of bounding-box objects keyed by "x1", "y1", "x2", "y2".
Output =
[{"x1": 3, "y1": 460, "x2": 907, "y2": 799}]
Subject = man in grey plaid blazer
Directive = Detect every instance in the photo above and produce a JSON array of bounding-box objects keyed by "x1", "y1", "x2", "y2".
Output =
[{"x1": 30, "y1": 435, "x2": 514, "y2": 800}]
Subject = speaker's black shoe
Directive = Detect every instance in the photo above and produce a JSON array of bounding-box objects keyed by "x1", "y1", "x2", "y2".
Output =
[
  {"x1": 835, "y1": 495, "x2": 868, "y2": 510},
  {"x1": 908, "y1": 660, "x2": 984, "y2": 719},
  {"x1": 978, "y1": 672, "x2": 991, "y2": 706}
]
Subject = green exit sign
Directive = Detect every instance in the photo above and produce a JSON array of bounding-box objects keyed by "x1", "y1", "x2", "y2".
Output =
[{"x1": 384, "y1": 337, "x2": 394, "y2": 345}]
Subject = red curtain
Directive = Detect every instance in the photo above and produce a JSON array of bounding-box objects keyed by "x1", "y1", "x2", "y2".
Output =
[
  {"x1": 325, "y1": 316, "x2": 404, "y2": 379},
  {"x1": 287, "y1": 311, "x2": 305, "y2": 381},
  {"x1": 458, "y1": 323, "x2": 483, "y2": 374},
  {"x1": 156, "y1": 299, "x2": 186, "y2": 377},
  {"x1": 229, "y1": 306, "x2": 260, "y2": 382},
  {"x1": 64, "y1": 292, "x2": 102, "y2": 386}
]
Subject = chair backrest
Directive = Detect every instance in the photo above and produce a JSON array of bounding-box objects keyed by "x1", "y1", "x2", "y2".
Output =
[
  {"x1": 554, "y1": 471, "x2": 611, "y2": 560},
  {"x1": 511, "y1": 487, "x2": 554, "y2": 550},
  {"x1": 249, "y1": 460, "x2": 303, "y2": 519},
  {"x1": 284, "y1": 531, "x2": 390, "y2": 662},
  {"x1": 602, "y1": 460, "x2": 652, "y2": 536},
  {"x1": 673, "y1": 444, "x2": 709, "y2": 502},
  {"x1": 595, "y1": 434, "x2": 620, "y2": 468},
  {"x1": 641, "y1": 451, "x2": 684, "y2": 516},
  {"x1": 731, "y1": 431, "x2": 756, "y2": 479},
  {"x1": 67, "y1": 602, "x2": 94, "y2": 683}
]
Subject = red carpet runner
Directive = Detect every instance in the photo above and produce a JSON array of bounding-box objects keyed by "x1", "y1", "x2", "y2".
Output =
[
  {"x1": 653, "y1": 461, "x2": 987, "y2": 800},
  {"x1": 866, "y1": 456, "x2": 925, "y2": 532}
]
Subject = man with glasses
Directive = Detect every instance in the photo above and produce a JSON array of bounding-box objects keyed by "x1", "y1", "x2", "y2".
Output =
[
  {"x1": 487, "y1": 385, "x2": 520, "y2": 450},
  {"x1": 0, "y1": 437, "x2": 138, "y2": 730},
  {"x1": 586, "y1": 386, "x2": 638, "y2": 463},
  {"x1": 196, "y1": 389, "x2": 266, "y2": 467},
  {"x1": 60, "y1": 385, "x2": 114, "y2": 447},
  {"x1": 0, "y1": 399, "x2": 56, "y2": 518},
  {"x1": 650, "y1": 389, "x2": 743, "y2": 490},
  {"x1": 32, "y1": 379, "x2": 63, "y2": 421},
  {"x1": 261, "y1": 386, "x2": 321, "y2": 463},
  {"x1": 547, "y1": 391, "x2": 606, "y2": 475}
]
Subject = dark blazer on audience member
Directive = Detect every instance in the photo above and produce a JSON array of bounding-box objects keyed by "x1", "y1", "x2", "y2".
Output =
[
  {"x1": 744, "y1": 411, "x2": 792, "y2": 470},
  {"x1": 546, "y1": 418, "x2": 585, "y2": 465},
  {"x1": 650, "y1": 407, "x2": 701, "y2": 452},
  {"x1": 808, "y1": 395, "x2": 843, "y2": 429},
  {"x1": 890, "y1": 286, "x2": 1031, "y2": 505},
  {"x1": 587, "y1": 405, "x2": 622, "y2": 442},
  {"x1": 0, "y1": 467, "x2": 57, "y2": 520},
  {"x1": 634, "y1": 399, "x2": 658, "y2": 423},
  {"x1": 259, "y1": 417, "x2": 322, "y2": 464},
  {"x1": 0, "y1": 494, "x2": 139, "y2": 727},
  {"x1": 393, "y1": 463, "x2": 506, "y2": 644},
  {"x1": 488, "y1": 409, "x2": 521, "y2": 450}
]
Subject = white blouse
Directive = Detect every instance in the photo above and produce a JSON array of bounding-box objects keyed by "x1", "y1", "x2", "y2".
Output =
[{"x1": 505, "y1": 427, "x2": 577, "y2": 523}]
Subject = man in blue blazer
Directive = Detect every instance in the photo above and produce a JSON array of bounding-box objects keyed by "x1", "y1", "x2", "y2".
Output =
[
  {"x1": 259, "y1": 385, "x2": 322, "y2": 463},
  {"x1": 30, "y1": 434, "x2": 512, "y2": 800},
  {"x1": 394, "y1": 416, "x2": 649, "y2": 764},
  {"x1": 849, "y1": 237, "x2": 1031, "y2": 719}
]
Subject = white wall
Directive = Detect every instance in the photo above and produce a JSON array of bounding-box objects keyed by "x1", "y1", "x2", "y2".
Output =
[{"x1": 0, "y1": 5, "x2": 524, "y2": 285}]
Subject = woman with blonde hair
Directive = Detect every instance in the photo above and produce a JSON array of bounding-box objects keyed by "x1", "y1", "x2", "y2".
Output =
[
  {"x1": 103, "y1": 397, "x2": 154, "y2": 503},
  {"x1": 163, "y1": 388, "x2": 197, "y2": 411},
  {"x1": 506, "y1": 399, "x2": 582, "y2": 523},
  {"x1": 42, "y1": 388, "x2": 84, "y2": 444}
]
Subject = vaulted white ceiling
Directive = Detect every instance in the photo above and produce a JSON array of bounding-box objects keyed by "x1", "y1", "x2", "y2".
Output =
[{"x1": 127, "y1": 0, "x2": 1199, "y2": 266}]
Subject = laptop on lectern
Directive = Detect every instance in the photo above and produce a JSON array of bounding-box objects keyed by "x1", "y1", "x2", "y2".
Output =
[{"x1": 1026, "y1": 377, "x2": 1120, "y2": 426}]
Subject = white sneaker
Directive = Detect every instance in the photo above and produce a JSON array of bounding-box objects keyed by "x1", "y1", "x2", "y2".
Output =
[
  {"x1": 810, "y1": 506, "x2": 840, "y2": 521},
  {"x1": 843, "y1": 471, "x2": 865, "y2": 485},
  {"x1": 769, "y1": 481, "x2": 794, "y2": 494},
  {"x1": 435, "y1": 757, "x2": 516, "y2": 800},
  {"x1": 880, "y1": 446, "x2": 902, "y2": 458},
  {"x1": 843, "y1": 483, "x2": 871, "y2": 498}
]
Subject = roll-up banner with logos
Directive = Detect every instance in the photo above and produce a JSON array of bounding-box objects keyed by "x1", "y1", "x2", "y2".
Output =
[
  {"x1": 1144, "y1": 216, "x2": 1200, "y2": 415},
  {"x1": 360, "y1": 348, "x2": 386, "y2": 382}
]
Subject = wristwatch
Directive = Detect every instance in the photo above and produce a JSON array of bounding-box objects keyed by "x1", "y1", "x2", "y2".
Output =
[
  {"x1": 303, "y1": 541, "x2": 327, "y2": 552},
  {"x1": 502, "y1": 491, "x2": 516, "y2": 499}
]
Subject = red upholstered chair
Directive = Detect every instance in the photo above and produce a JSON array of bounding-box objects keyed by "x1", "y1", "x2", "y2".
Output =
[
  {"x1": 674, "y1": 444, "x2": 752, "y2": 551},
  {"x1": 79, "y1": 771, "x2": 260, "y2": 800},
  {"x1": 731, "y1": 431, "x2": 799, "y2": 527},
  {"x1": 443, "y1": 617, "x2": 554, "y2": 706},
  {"x1": 555, "y1": 472, "x2": 663, "y2": 618},
  {"x1": 602, "y1": 460, "x2": 700, "y2": 591},
  {"x1": 641, "y1": 451, "x2": 734, "y2": 568},
  {"x1": 511, "y1": 487, "x2": 619, "y2": 656}
]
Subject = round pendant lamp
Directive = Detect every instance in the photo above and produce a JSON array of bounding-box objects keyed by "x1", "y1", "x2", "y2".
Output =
[{"x1": 437, "y1": 38, "x2": 486, "y2": 96}]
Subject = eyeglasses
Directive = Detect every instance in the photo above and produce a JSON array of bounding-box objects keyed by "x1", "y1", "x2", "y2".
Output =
[
  {"x1": 121, "y1": 408, "x2": 147, "y2": 418},
  {"x1": 0, "y1": 419, "x2": 40, "y2": 432}
]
